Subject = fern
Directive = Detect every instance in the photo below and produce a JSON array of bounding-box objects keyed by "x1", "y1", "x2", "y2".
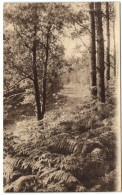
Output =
[
  {"x1": 81, "y1": 139, "x2": 104, "y2": 157},
  {"x1": 98, "y1": 170, "x2": 117, "y2": 191},
  {"x1": 3, "y1": 157, "x2": 16, "y2": 185},
  {"x1": 48, "y1": 136, "x2": 83, "y2": 155},
  {"x1": 88, "y1": 126, "x2": 112, "y2": 139},
  {"x1": 13, "y1": 157, "x2": 32, "y2": 176},
  {"x1": 40, "y1": 169, "x2": 79, "y2": 191},
  {"x1": 4, "y1": 79, "x2": 117, "y2": 192},
  {"x1": 15, "y1": 148, "x2": 30, "y2": 157},
  {"x1": 4, "y1": 175, "x2": 37, "y2": 192},
  {"x1": 59, "y1": 155, "x2": 83, "y2": 180}
]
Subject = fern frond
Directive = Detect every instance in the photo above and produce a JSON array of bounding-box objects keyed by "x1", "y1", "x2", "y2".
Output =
[
  {"x1": 98, "y1": 170, "x2": 117, "y2": 191},
  {"x1": 40, "y1": 169, "x2": 79, "y2": 191},
  {"x1": 4, "y1": 175, "x2": 37, "y2": 192},
  {"x1": 48, "y1": 136, "x2": 83, "y2": 155}
]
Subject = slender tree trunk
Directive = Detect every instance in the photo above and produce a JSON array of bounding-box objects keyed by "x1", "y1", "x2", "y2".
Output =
[
  {"x1": 42, "y1": 29, "x2": 50, "y2": 116},
  {"x1": 106, "y1": 2, "x2": 110, "y2": 80},
  {"x1": 33, "y1": 25, "x2": 43, "y2": 120},
  {"x1": 42, "y1": 62, "x2": 47, "y2": 116},
  {"x1": 89, "y1": 2, "x2": 97, "y2": 96},
  {"x1": 113, "y1": 5, "x2": 116, "y2": 76},
  {"x1": 95, "y1": 3, "x2": 105, "y2": 103}
]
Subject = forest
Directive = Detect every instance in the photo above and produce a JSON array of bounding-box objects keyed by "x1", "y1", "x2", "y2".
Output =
[{"x1": 3, "y1": 2, "x2": 120, "y2": 192}]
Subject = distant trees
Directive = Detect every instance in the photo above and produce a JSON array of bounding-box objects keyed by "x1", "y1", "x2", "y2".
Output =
[
  {"x1": 89, "y1": 2, "x2": 105, "y2": 102},
  {"x1": 89, "y1": 2, "x2": 116, "y2": 103}
]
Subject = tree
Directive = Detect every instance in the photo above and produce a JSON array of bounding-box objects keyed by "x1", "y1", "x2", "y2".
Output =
[
  {"x1": 32, "y1": 6, "x2": 43, "y2": 120},
  {"x1": 113, "y1": 4, "x2": 116, "y2": 77},
  {"x1": 95, "y1": 2, "x2": 105, "y2": 103},
  {"x1": 4, "y1": 4, "x2": 44, "y2": 120},
  {"x1": 4, "y1": 3, "x2": 68, "y2": 120},
  {"x1": 89, "y1": 2, "x2": 97, "y2": 96},
  {"x1": 106, "y1": 2, "x2": 110, "y2": 81}
]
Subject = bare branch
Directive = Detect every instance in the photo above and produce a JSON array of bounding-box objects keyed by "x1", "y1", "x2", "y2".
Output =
[
  {"x1": 79, "y1": 37, "x2": 91, "y2": 53},
  {"x1": 76, "y1": 21, "x2": 92, "y2": 34},
  {"x1": 4, "y1": 92, "x2": 27, "y2": 100},
  {"x1": 5, "y1": 77, "x2": 29, "y2": 92},
  {"x1": 11, "y1": 63, "x2": 34, "y2": 81}
]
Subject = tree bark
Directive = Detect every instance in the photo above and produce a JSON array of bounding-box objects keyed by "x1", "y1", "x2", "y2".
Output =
[
  {"x1": 106, "y1": 2, "x2": 110, "y2": 80},
  {"x1": 95, "y1": 3, "x2": 105, "y2": 103},
  {"x1": 33, "y1": 25, "x2": 43, "y2": 120},
  {"x1": 89, "y1": 2, "x2": 97, "y2": 96},
  {"x1": 42, "y1": 61, "x2": 47, "y2": 116},
  {"x1": 113, "y1": 4, "x2": 116, "y2": 76},
  {"x1": 42, "y1": 28, "x2": 50, "y2": 116}
]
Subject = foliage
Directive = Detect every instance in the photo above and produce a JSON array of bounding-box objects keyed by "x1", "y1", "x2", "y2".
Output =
[
  {"x1": 3, "y1": 78, "x2": 117, "y2": 192},
  {"x1": 3, "y1": 1, "x2": 118, "y2": 192},
  {"x1": 3, "y1": 3, "x2": 71, "y2": 119}
]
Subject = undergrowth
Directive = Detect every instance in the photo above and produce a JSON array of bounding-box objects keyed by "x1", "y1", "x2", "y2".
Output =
[{"x1": 3, "y1": 79, "x2": 118, "y2": 192}]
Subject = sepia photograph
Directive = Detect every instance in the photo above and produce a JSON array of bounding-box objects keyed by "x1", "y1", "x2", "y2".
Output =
[{"x1": 3, "y1": 2, "x2": 121, "y2": 192}]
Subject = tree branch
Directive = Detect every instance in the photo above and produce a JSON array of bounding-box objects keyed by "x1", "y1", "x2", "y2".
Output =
[
  {"x1": 11, "y1": 63, "x2": 34, "y2": 81},
  {"x1": 79, "y1": 37, "x2": 91, "y2": 53},
  {"x1": 5, "y1": 77, "x2": 29, "y2": 92},
  {"x1": 4, "y1": 92, "x2": 27, "y2": 100},
  {"x1": 13, "y1": 23, "x2": 32, "y2": 51}
]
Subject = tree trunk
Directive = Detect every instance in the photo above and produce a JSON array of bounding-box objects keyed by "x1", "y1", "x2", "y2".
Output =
[
  {"x1": 42, "y1": 29, "x2": 50, "y2": 116},
  {"x1": 113, "y1": 4, "x2": 116, "y2": 76},
  {"x1": 106, "y1": 2, "x2": 110, "y2": 80},
  {"x1": 95, "y1": 3, "x2": 105, "y2": 103},
  {"x1": 42, "y1": 62, "x2": 47, "y2": 117},
  {"x1": 33, "y1": 26, "x2": 43, "y2": 120},
  {"x1": 89, "y1": 2, "x2": 97, "y2": 96}
]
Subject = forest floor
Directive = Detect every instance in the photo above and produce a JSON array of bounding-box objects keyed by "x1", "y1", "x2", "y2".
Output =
[{"x1": 3, "y1": 79, "x2": 119, "y2": 192}]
